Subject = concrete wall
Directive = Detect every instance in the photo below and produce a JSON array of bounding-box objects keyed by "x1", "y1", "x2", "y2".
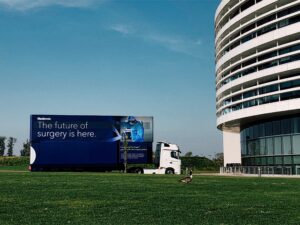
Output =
[{"x1": 223, "y1": 130, "x2": 241, "y2": 166}]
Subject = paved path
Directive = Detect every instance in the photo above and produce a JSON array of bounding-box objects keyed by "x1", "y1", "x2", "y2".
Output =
[{"x1": 196, "y1": 172, "x2": 300, "y2": 178}]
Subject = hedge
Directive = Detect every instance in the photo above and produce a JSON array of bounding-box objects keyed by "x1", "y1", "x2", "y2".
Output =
[{"x1": 0, "y1": 157, "x2": 29, "y2": 166}]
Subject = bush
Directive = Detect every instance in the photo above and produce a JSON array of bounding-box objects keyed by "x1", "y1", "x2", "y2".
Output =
[{"x1": 0, "y1": 157, "x2": 29, "y2": 166}]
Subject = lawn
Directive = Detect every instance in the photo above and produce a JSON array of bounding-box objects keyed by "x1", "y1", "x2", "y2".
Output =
[
  {"x1": 0, "y1": 171, "x2": 300, "y2": 225},
  {"x1": 0, "y1": 165, "x2": 28, "y2": 171}
]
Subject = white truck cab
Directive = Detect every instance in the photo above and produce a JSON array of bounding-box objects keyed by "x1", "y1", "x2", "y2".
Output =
[{"x1": 143, "y1": 141, "x2": 181, "y2": 174}]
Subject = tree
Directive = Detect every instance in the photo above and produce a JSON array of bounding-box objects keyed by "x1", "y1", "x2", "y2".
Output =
[
  {"x1": 184, "y1": 151, "x2": 193, "y2": 157},
  {"x1": 20, "y1": 139, "x2": 30, "y2": 156},
  {"x1": 213, "y1": 152, "x2": 224, "y2": 167},
  {"x1": 0, "y1": 136, "x2": 6, "y2": 156},
  {"x1": 7, "y1": 137, "x2": 17, "y2": 156}
]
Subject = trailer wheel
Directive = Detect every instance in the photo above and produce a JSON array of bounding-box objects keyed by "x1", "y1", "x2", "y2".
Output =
[
  {"x1": 165, "y1": 168, "x2": 174, "y2": 174},
  {"x1": 135, "y1": 168, "x2": 143, "y2": 174}
]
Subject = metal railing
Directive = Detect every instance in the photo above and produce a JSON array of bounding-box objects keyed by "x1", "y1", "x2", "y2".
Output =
[{"x1": 220, "y1": 166, "x2": 294, "y2": 175}]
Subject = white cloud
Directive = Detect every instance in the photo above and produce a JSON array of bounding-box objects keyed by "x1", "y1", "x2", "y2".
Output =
[
  {"x1": 146, "y1": 34, "x2": 201, "y2": 56},
  {"x1": 0, "y1": 0, "x2": 108, "y2": 11},
  {"x1": 195, "y1": 39, "x2": 202, "y2": 45},
  {"x1": 109, "y1": 23, "x2": 202, "y2": 57},
  {"x1": 110, "y1": 24, "x2": 134, "y2": 35}
]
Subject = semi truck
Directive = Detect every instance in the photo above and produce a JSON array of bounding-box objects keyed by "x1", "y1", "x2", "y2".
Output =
[{"x1": 30, "y1": 115, "x2": 181, "y2": 174}]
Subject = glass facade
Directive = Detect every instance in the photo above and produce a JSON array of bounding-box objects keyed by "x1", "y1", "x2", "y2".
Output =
[{"x1": 241, "y1": 115, "x2": 300, "y2": 173}]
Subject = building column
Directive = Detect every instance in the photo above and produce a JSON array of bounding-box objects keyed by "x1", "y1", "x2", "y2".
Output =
[{"x1": 223, "y1": 130, "x2": 241, "y2": 166}]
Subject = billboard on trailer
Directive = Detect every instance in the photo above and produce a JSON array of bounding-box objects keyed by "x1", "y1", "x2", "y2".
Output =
[{"x1": 30, "y1": 115, "x2": 153, "y2": 169}]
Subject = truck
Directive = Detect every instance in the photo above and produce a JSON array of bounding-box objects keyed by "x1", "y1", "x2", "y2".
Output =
[{"x1": 30, "y1": 115, "x2": 181, "y2": 174}]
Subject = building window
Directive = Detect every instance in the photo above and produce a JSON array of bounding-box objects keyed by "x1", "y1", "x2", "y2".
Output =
[
  {"x1": 257, "y1": 14, "x2": 276, "y2": 27},
  {"x1": 258, "y1": 51, "x2": 277, "y2": 61},
  {"x1": 274, "y1": 156, "x2": 283, "y2": 165},
  {"x1": 281, "y1": 119, "x2": 292, "y2": 134},
  {"x1": 292, "y1": 135, "x2": 300, "y2": 154},
  {"x1": 258, "y1": 60, "x2": 278, "y2": 70},
  {"x1": 267, "y1": 156, "x2": 274, "y2": 165},
  {"x1": 259, "y1": 84, "x2": 278, "y2": 94},
  {"x1": 284, "y1": 156, "x2": 292, "y2": 164},
  {"x1": 259, "y1": 139, "x2": 266, "y2": 155},
  {"x1": 258, "y1": 123, "x2": 265, "y2": 137},
  {"x1": 274, "y1": 137, "x2": 282, "y2": 155},
  {"x1": 261, "y1": 157, "x2": 267, "y2": 165},
  {"x1": 280, "y1": 79, "x2": 300, "y2": 90},
  {"x1": 293, "y1": 156, "x2": 300, "y2": 164},
  {"x1": 273, "y1": 121, "x2": 281, "y2": 135},
  {"x1": 232, "y1": 94, "x2": 242, "y2": 102},
  {"x1": 241, "y1": 0, "x2": 255, "y2": 12},
  {"x1": 292, "y1": 118, "x2": 300, "y2": 133},
  {"x1": 241, "y1": 23, "x2": 256, "y2": 34},
  {"x1": 281, "y1": 90, "x2": 300, "y2": 101},
  {"x1": 243, "y1": 90, "x2": 257, "y2": 99},
  {"x1": 266, "y1": 137, "x2": 273, "y2": 155},
  {"x1": 282, "y1": 136, "x2": 292, "y2": 154}
]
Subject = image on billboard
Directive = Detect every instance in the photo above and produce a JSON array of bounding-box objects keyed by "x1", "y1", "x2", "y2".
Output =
[{"x1": 120, "y1": 116, "x2": 153, "y2": 143}]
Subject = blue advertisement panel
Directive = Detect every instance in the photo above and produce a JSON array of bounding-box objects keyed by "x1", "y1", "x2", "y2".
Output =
[
  {"x1": 30, "y1": 115, "x2": 153, "y2": 169},
  {"x1": 118, "y1": 116, "x2": 153, "y2": 163}
]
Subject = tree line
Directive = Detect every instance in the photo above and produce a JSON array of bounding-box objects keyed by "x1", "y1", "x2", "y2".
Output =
[
  {"x1": 0, "y1": 137, "x2": 30, "y2": 156},
  {"x1": 183, "y1": 151, "x2": 224, "y2": 167}
]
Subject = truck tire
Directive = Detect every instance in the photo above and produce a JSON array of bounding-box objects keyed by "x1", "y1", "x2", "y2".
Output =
[
  {"x1": 165, "y1": 168, "x2": 174, "y2": 174},
  {"x1": 135, "y1": 168, "x2": 143, "y2": 174}
]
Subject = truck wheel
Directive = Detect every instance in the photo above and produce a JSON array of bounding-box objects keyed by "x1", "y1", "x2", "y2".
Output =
[
  {"x1": 165, "y1": 168, "x2": 174, "y2": 174},
  {"x1": 135, "y1": 168, "x2": 143, "y2": 174}
]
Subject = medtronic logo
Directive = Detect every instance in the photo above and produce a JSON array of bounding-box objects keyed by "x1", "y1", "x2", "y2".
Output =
[{"x1": 37, "y1": 117, "x2": 52, "y2": 121}]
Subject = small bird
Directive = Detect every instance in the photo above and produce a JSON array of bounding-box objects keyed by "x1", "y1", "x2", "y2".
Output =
[{"x1": 179, "y1": 170, "x2": 193, "y2": 184}]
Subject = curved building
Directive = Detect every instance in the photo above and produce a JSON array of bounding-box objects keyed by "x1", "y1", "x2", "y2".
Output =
[{"x1": 215, "y1": 0, "x2": 300, "y2": 173}]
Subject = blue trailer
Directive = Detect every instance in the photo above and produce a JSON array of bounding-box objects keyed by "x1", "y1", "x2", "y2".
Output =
[{"x1": 29, "y1": 115, "x2": 154, "y2": 171}]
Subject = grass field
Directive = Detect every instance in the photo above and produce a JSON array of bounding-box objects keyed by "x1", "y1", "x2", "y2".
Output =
[
  {"x1": 0, "y1": 165, "x2": 28, "y2": 171},
  {"x1": 1, "y1": 170, "x2": 300, "y2": 225}
]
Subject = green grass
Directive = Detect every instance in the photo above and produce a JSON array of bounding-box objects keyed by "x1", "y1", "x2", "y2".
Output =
[
  {"x1": 0, "y1": 165, "x2": 28, "y2": 171},
  {"x1": 0, "y1": 172, "x2": 300, "y2": 225}
]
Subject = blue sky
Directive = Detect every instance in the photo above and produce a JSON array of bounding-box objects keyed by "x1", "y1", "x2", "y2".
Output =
[{"x1": 0, "y1": 0, "x2": 221, "y2": 157}]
